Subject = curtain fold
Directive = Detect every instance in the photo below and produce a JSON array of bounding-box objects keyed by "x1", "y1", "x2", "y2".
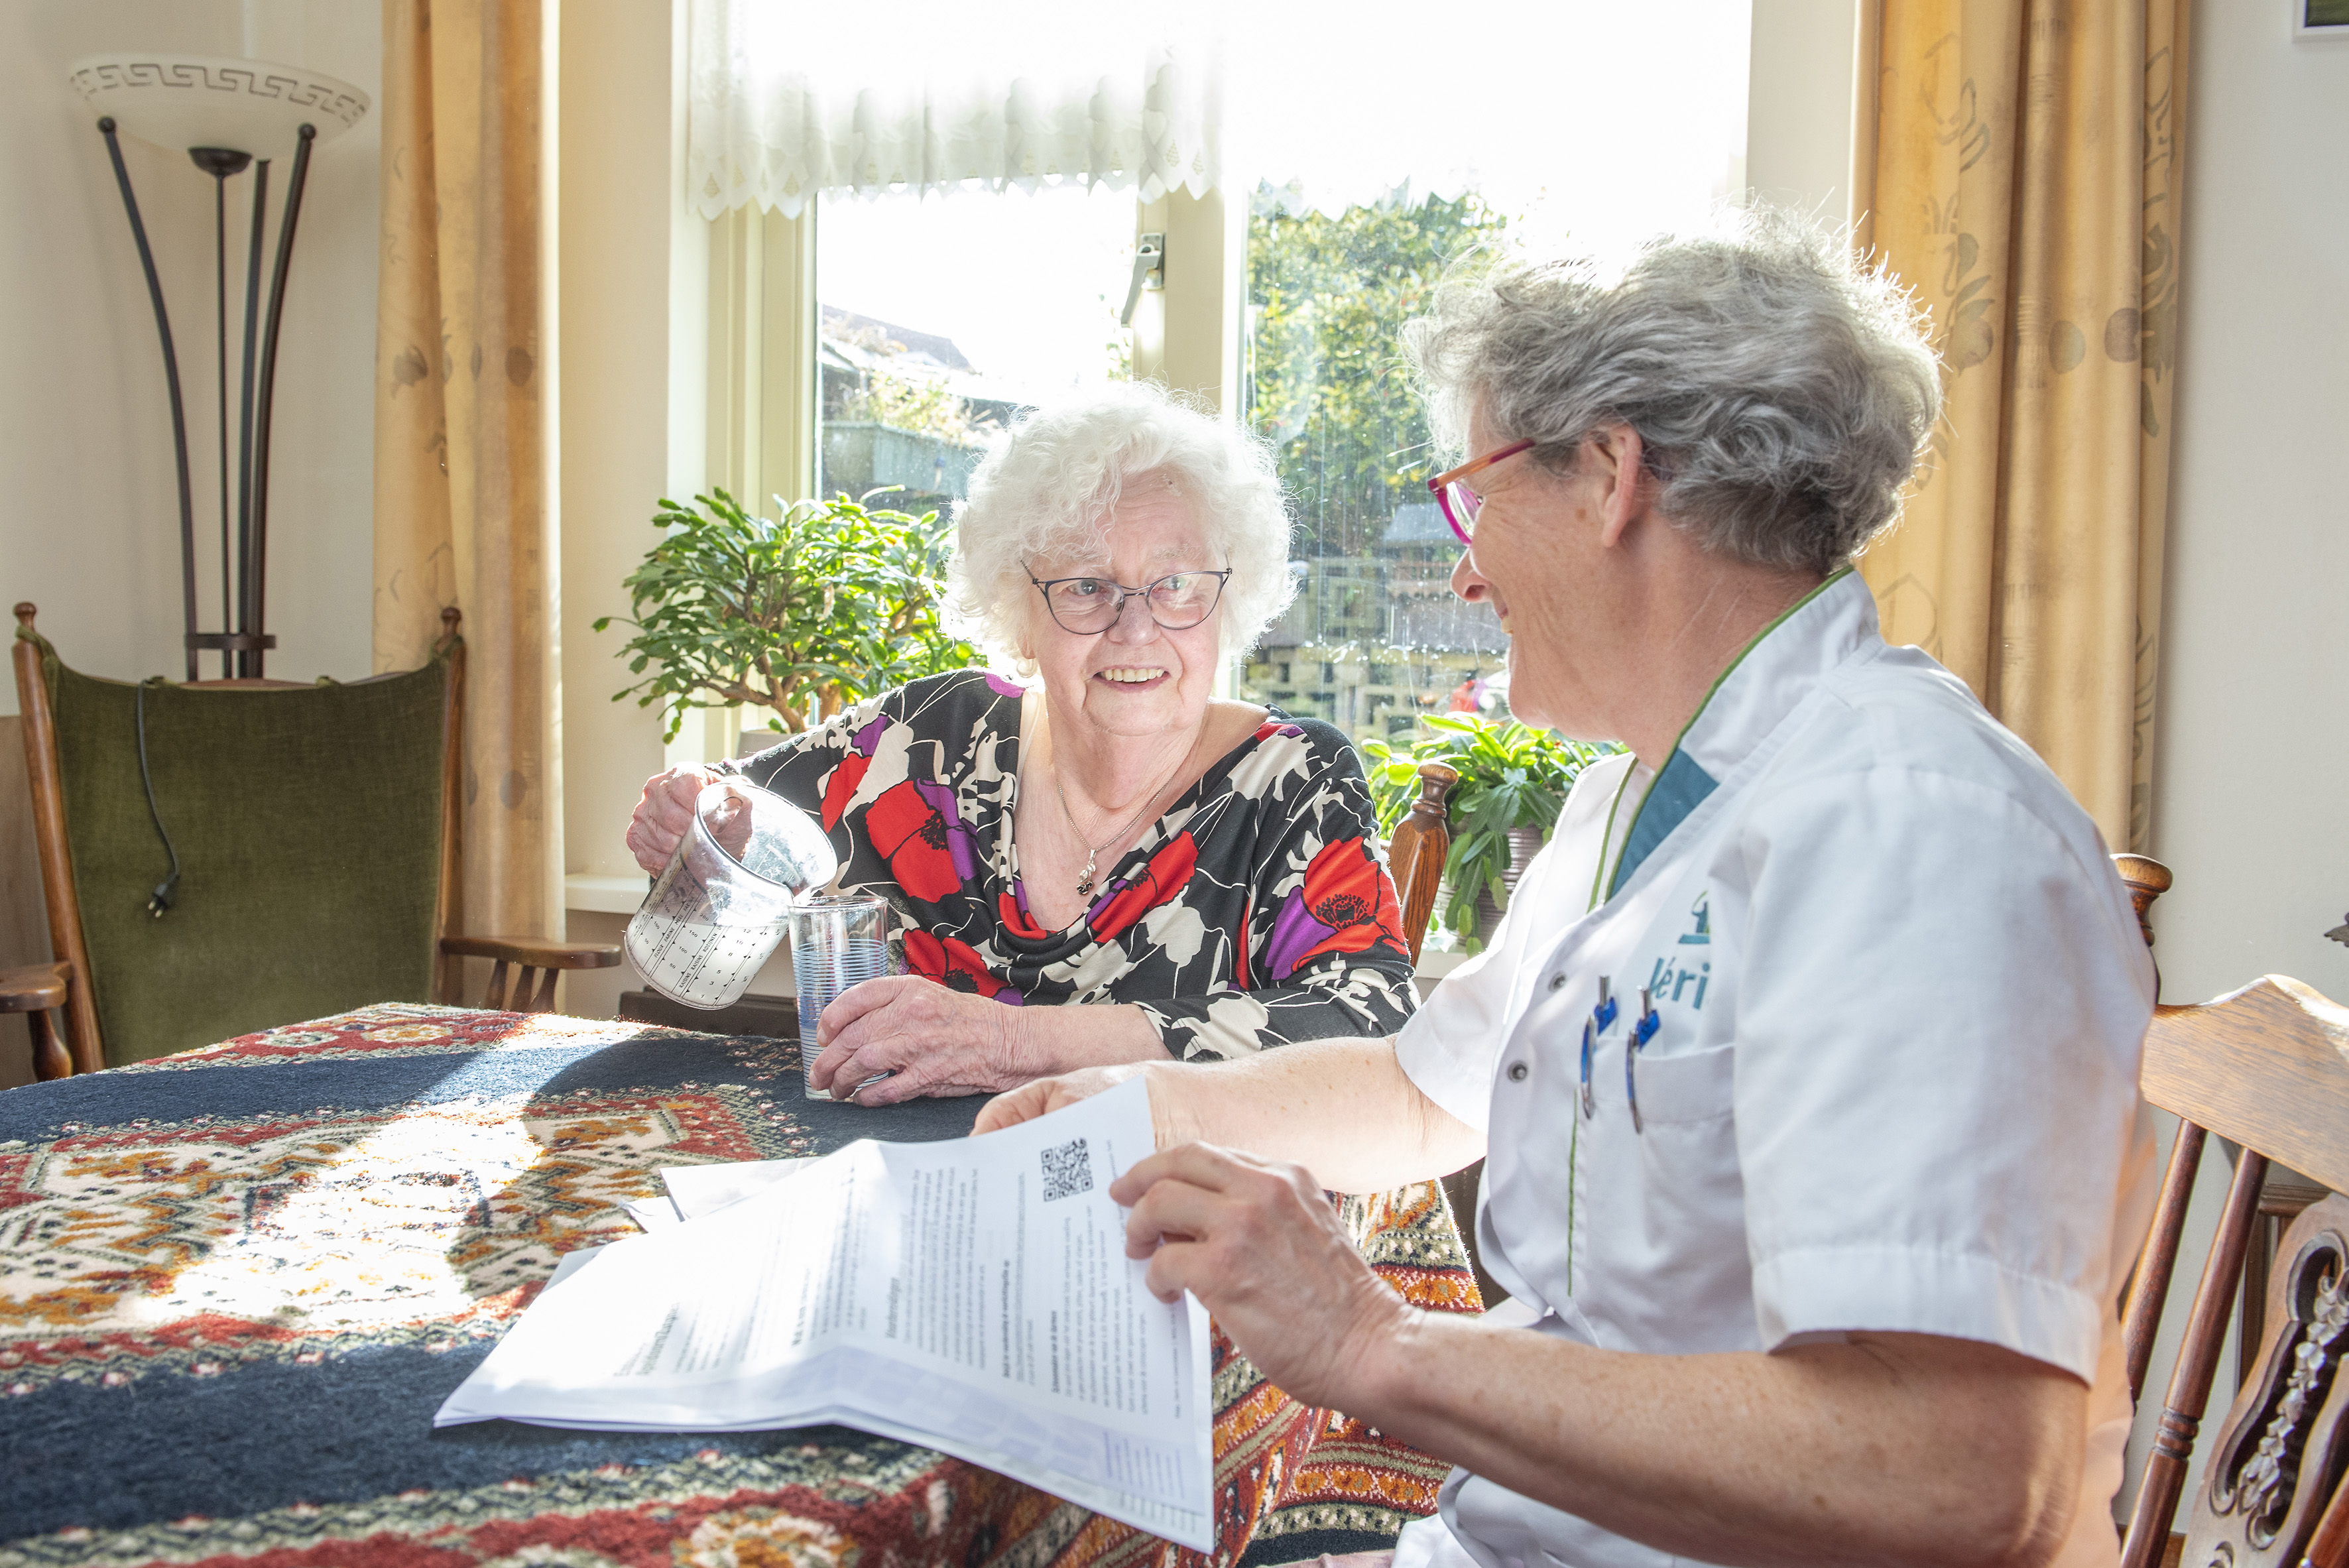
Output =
[
  {"x1": 372, "y1": 0, "x2": 564, "y2": 943},
  {"x1": 1854, "y1": 0, "x2": 2187, "y2": 852}
]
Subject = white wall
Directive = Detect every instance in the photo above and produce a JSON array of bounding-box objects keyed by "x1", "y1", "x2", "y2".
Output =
[
  {"x1": 1, "y1": 0, "x2": 380, "y2": 705},
  {"x1": 0, "y1": 1, "x2": 699, "y2": 1036},
  {"x1": 2118, "y1": 2, "x2": 2349, "y2": 1521},
  {"x1": 2149, "y1": 0, "x2": 2349, "y2": 1010},
  {"x1": 0, "y1": 0, "x2": 379, "y2": 1083},
  {"x1": 556, "y1": 0, "x2": 707, "y2": 1019},
  {"x1": 1745, "y1": 0, "x2": 1858, "y2": 223},
  {"x1": 1738, "y1": 0, "x2": 2349, "y2": 1528}
]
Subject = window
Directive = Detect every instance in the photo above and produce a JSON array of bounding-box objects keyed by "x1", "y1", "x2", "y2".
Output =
[
  {"x1": 1225, "y1": 5, "x2": 1753, "y2": 746},
  {"x1": 815, "y1": 186, "x2": 1138, "y2": 515},
  {"x1": 1236, "y1": 191, "x2": 1516, "y2": 738},
  {"x1": 699, "y1": 1, "x2": 1752, "y2": 751}
]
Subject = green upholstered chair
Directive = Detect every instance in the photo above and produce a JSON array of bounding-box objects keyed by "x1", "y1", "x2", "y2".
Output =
[{"x1": 5, "y1": 604, "x2": 617, "y2": 1075}]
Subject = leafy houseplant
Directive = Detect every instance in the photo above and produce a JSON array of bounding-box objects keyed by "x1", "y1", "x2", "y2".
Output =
[
  {"x1": 595, "y1": 489, "x2": 978, "y2": 741},
  {"x1": 1362, "y1": 715, "x2": 1620, "y2": 951}
]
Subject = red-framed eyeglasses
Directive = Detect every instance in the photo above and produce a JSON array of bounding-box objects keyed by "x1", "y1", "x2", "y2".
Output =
[{"x1": 1427, "y1": 439, "x2": 1536, "y2": 545}]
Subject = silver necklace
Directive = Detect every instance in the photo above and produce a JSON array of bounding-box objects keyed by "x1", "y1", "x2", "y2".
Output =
[{"x1": 1051, "y1": 750, "x2": 1187, "y2": 898}]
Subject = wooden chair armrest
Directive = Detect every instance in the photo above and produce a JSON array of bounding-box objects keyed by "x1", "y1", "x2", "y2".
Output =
[
  {"x1": 439, "y1": 935, "x2": 623, "y2": 970},
  {"x1": 0, "y1": 961, "x2": 71, "y2": 1014}
]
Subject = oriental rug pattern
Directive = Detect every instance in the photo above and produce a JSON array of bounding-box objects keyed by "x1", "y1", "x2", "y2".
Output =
[{"x1": 0, "y1": 1005, "x2": 1472, "y2": 1568}]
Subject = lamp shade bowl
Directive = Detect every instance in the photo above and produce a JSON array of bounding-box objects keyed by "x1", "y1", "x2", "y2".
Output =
[{"x1": 67, "y1": 53, "x2": 369, "y2": 160}]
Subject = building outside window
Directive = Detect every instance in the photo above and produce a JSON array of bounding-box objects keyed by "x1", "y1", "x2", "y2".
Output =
[{"x1": 813, "y1": 185, "x2": 1135, "y2": 519}]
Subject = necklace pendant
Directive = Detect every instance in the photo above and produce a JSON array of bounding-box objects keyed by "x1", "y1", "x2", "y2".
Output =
[{"x1": 1075, "y1": 852, "x2": 1097, "y2": 899}]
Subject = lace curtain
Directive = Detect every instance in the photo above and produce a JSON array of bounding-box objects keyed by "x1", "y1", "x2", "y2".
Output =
[
  {"x1": 686, "y1": 0, "x2": 1219, "y2": 218},
  {"x1": 686, "y1": 0, "x2": 1750, "y2": 227}
]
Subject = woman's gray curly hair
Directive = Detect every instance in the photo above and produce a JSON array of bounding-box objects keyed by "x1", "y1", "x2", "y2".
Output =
[
  {"x1": 1404, "y1": 208, "x2": 1941, "y2": 576},
  {"x1": 949, "y1": 382, "x2": 1295, "y2": 674}
]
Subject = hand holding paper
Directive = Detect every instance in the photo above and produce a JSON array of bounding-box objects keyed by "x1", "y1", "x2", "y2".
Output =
[{"x1": 1114, "y1": 1142, "x2": 1413, "y2": 1414}]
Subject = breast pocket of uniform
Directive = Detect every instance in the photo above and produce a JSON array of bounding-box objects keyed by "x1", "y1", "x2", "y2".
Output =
[
  {"x1": 1630, "y1": 1042, "x2": 1736, "y2": 1128},
  {"x1": 1623, "y1": 1042, "x2": 1748, "y2": 1333}
]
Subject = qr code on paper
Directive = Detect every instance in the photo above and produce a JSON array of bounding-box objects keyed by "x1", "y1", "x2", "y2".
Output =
[{"x1": 1040, "y1": 1138, "x2": 1091, "y2": 1201}]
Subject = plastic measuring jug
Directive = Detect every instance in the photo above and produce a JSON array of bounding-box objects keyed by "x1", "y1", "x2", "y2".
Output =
[{"x1": 625, "y1": 779, "x2": 839, "y2": 1009}]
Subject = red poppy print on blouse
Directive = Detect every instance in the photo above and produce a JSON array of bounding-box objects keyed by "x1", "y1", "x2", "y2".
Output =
[
  {"x1": 906, "y1": 928, "x2": 1021, "y2": 1003},
  {"x1": 1263, "y1": 836, "x2": 1408, "y2": 981},
  {"x1": 1085, "y1": 831, "x2": 1200, "y2": 943},
  {"x1": 860, "y1": 778, "x2": 980, "y2": 904},
  {"x1": 819, "y1": 713, "x2": 890, "y2": 830}
]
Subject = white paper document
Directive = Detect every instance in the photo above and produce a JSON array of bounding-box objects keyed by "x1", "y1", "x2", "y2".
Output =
[
  {"x1": 436, "y1": 1080, "x2": 1214, "y2": 1549},
  {"x1": 623, "y1": 1158, "x2": 816, "y2": 1231}
]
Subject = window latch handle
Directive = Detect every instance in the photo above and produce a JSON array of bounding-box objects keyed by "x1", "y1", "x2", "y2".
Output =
[{"x1": 1119, "y1": 232, "x2": 1166, "y2": 327}]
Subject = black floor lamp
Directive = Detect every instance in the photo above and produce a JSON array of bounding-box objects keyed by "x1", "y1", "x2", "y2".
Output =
[{"x1": 68, "y1": 54, "x2": 369, "y2": 682}]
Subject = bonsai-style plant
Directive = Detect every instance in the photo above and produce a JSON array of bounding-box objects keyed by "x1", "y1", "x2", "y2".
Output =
[
  {"x1": 1363, "y1": 715, "x2": 1620, "y2": 950},
  {"x1": 595, "y1": 488, "x2": 977, "y2": 741}
]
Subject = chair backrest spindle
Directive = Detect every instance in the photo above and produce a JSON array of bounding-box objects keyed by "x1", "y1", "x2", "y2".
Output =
[
  {"x1": 2103, "y1": 855, "x2": 2349, "y2": 1565},
  {"x1": 1388, "y1": 762, "x2": 1457, "y2": 965}
]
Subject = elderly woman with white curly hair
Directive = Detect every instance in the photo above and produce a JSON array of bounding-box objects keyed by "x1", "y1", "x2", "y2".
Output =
[{"x1": 627, "y1": 382, "x2": 1417, "y2": 1104}]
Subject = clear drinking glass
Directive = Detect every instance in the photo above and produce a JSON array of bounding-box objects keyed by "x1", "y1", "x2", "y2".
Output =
[
  {"x1": 790, "y1": 892, "x2": 902, "y2": 1098},
  {"x1": 625, "y1": 780, "x2": 839, "y2": 1010}
]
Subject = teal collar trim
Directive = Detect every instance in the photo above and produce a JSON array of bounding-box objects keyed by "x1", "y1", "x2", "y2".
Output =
[
  {"x1": 1600, "y1": 569, "x2": 1853, "y2": 901},
  {"x1": 1606, "y1": 751, "x2": 1718, "y2": 899}
]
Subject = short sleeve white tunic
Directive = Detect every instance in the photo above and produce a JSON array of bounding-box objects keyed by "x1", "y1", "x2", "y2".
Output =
[{"x1": 1392, "y1": 573, "x2": 2158, "y2": 1568}]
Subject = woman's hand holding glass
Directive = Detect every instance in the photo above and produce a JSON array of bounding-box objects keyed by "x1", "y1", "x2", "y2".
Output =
[
  {"x1": 808, "y1": 977, "x2": 1166, "y2": 1104},
  {"x1": 804, "y1": 975, "x2": 1030, "y2": 1103}
]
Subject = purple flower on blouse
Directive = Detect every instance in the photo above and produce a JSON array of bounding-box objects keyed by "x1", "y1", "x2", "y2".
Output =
[
  {"x1": 985, "y1": 672, "x2": 1026, "y2": 700},
  {"x1": 1263, "y1": 889, "x2": 1336, "y2": 982},
  {"x1": 911, "y1": 778, "x2": 977, "y2": 881},
  {"x1": 852, "y1": 713, "x2": 888, "y2": 755},
  {"x1": 1086, "y1": 874, "x2": 1133, "y2": 922}
]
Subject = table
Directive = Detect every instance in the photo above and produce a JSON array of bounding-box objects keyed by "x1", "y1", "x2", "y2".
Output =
[{"x1": 0, "y1": 1004, "x2": 1479, "y2": 1567}]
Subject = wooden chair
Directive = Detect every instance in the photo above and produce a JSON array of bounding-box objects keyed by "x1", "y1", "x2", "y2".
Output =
[
  {"x1": 2112, "y1": 856, "x2": 2349, "y2": 1567},
  {"x1": 1383, "y1": 760, "x2": 1518, "y2": 1304},
  {"x1": 0, "y1": 961, "x2": 72, "y2": 1081},
  {"x1": 9, "y1": 603, "x2": 617, "y2": 1079},
  {"x1": 1386, "y1": 760, "x2": 1457, "y2": 967}
]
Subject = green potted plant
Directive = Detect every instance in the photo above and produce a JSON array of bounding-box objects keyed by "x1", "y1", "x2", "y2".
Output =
[
  {"x1": 1362, "y1": 715, "x2": 1620, "y2": 951},
  {"x1": 594, "y1": 488, "x2": 978, "y2": 741}
]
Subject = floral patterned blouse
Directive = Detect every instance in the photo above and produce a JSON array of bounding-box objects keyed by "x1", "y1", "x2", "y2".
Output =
[{"x1": 728, "y1": 669, "x2": 1418, "y2": 1059}]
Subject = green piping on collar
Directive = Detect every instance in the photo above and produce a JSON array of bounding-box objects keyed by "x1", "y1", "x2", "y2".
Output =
[{"x1": 1597, "y1": 568, "x2": 1851, "y2": 901}]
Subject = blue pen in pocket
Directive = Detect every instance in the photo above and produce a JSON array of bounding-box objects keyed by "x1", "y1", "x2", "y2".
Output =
[
  {"x1": 1626, "y1": 987, "x2": 1660, "y2": 1132},
  {"x1": 1579, "y1": 977, "x2": 1617, "y2": 1119}
]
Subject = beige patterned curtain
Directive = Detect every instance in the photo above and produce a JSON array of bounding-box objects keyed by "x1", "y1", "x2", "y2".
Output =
[
  {"x1": 1853, "y1": 0, "x2": 2188, "y2": 851},
  {"x1": 371, "y1": 0, "x2": 564, "y2": 942}
]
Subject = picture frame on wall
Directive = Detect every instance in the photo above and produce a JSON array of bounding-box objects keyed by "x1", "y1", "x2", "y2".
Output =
[{"x1": 2297, "y1": 0, "x2": 2349, "y2": 38}]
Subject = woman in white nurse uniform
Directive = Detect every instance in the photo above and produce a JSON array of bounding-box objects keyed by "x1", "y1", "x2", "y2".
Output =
[{"x1": 979, "y1": 211, "x2": 2156, "y2": 1568}]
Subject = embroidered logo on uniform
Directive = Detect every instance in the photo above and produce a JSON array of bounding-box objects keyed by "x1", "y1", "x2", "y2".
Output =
[
  {"x1": 1678, "y1": 891, "x2": 1711, "y2": 944},
  {"x1": 1650, "y1": 894, "x2": 1713, "y2": 1009}
]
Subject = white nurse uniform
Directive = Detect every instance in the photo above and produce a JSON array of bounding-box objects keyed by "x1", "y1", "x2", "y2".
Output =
[{"x1": 1392, "y1": 572, "x2": 2157, "y2": 1568}]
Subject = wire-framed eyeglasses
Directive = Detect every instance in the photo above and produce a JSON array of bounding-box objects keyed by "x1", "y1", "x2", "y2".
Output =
[
  {"x1": 1027, "y1": 568, "x2": 1233, "y2": 634},
  {"x1": 1428, "y1": 438, "x2": 1536, "y2": 545}
]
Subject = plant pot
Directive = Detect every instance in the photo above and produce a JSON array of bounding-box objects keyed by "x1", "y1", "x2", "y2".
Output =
[{"x1": 1441, "y1": 825, "x2": 1547, "y2": 946}]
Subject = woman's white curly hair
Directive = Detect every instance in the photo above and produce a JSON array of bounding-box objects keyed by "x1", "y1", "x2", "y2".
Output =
[{"x1": 948, "y1": 382, "x2": 1295, "y2": 676}]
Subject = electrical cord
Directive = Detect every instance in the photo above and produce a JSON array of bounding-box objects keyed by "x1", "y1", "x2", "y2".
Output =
[{"x1": 135, "y1": 677, "x2": 180, "y2": 917}]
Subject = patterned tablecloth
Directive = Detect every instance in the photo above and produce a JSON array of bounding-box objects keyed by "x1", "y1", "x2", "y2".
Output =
[{"x1": 0, "y1": 1004, "x2": 1479, "y2": 1567}]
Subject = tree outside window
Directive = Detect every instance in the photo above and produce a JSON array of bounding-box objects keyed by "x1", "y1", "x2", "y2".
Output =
[{"x1": 1240, "y1": 189, "x2": 1513, "y2": 745}]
